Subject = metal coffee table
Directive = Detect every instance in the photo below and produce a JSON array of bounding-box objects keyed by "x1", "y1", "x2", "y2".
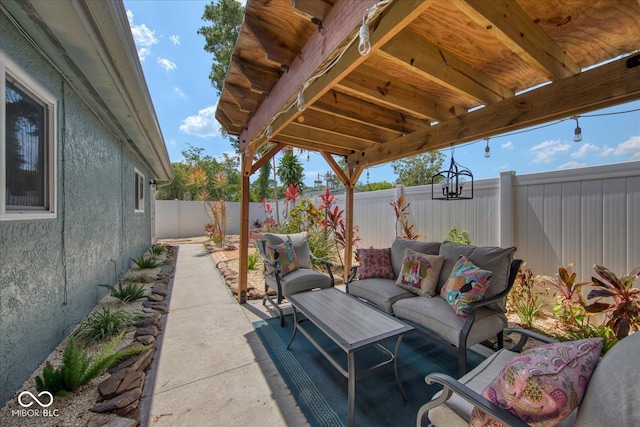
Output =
[{"x1": 286, "y1": 288, "x2": 414, "y2": 427}]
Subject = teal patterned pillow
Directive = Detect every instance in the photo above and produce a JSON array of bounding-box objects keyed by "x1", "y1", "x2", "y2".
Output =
[
  {"x1": 267, "y1": 240, "x2": 298, "y2": 277},
  {"x1": 440, "y1": 255, "x2": 492, "y2": 317}
]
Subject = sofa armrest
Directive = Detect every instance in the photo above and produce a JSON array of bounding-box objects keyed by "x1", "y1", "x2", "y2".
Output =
[
  {"x1": 505, "y1": 328, "x2": 557, "y2": 352},
  {"x1": 417, "y1": 373, "x2": 528, "y2": 427}
]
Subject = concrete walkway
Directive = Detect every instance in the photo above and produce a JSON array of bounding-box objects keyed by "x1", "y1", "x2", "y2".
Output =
[{"x1": 141, "y1": 244, "x2": 307, "y2": 427}]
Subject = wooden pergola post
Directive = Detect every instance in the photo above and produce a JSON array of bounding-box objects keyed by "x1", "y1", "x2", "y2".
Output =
[{"x1": 237, "y1": 153, "x2": 251, "y2": 304}]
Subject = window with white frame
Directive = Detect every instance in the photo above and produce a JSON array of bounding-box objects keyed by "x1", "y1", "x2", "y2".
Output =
[
  {"x1": 1, "y1": 54, "x2": 57, "y2": 220},
  {"x1": 134, "y1": 168, "x2": 144, "y2": 212}
]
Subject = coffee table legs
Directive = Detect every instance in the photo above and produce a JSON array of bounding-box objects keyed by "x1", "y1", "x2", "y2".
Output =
[{"x1": 348, "y1": 352, "x2": 356, "y2": 427}]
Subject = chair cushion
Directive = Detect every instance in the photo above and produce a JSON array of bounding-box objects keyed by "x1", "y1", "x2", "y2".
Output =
[
  {"x1": 392, "y1": 297, "x2": 507, "y2": 347},
  {"x1": 437, "y1": 242, "x2": 516, "y2": 311},
  {"x1": 395, "y1": 248, "x2": 444, "y2": 296},
  {"x1": 262, "y1": 232, "x2": 312, "y2": 269},
  {"x1": 470, "y1": 338, "x2": 603, "y2": 427},
  {"x1": 440, "y1": 256, "x2": 492, "y2": 318},
  {"x1": 348, "y1": 278, "x2": 414, "y2": 313},
  {"x1": 266, "y1": 240, "x2": 298, "y2": 277},
  {"x1": 358, "y1": 247, "x2": 396, "y2": 279},
  {"x1": 390, "y1": 238, "x2": 441, "y2": 277},
  {"x1": 574, "y1": 331, "x2": 640, "y2": 426},
  {"x1": 266, "y1": 269, "x2": 332, "y2": 295}
]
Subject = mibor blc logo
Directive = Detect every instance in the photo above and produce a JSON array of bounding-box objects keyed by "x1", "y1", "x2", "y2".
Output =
[{"x1": 11, "y1": 391, "x2": 59, "y2": 418}]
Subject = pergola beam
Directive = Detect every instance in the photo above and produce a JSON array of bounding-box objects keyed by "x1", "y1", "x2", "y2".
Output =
[
  {"x1": 452, "y1": 0, "x2": 581, "y2": 80},
  {"x1": 349, "y1": 55, "x2": 640, "y2": 169}
]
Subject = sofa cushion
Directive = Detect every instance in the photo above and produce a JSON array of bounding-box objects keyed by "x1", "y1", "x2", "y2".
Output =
[
  {"x1": 348, "y1": 278, "x2": 414, "y2": 313},
  {"x1": 262, "y1": 232, "x2": 312, "y2": 269},
  {"x1": 392, "y1": 297, "x2": 507, "y2": 347},
  {"x1": 440, "y1": 256, "x2": 492, "y2": 318},
  {"x1": 390, "y1": 238, "x2": 441, "y2": 277},
  {"x1": 266, "y1": 240, "x2": 298, "y2": 277},
  {"x1": 266, "y1": 268, "x2": 332, "y2": 295},
  {"x1": 359, "y1": 247, "x2": 396, "y2": 279},
  {"x1": 437, "y1": 242, "x2": 516, "y2": 311},
  {"x1": 574, "y1": 331, "x2": 640, "y2": 426},
  {"x1": 395, "y1": 248, "x2": 444, "y2": 296},
  {"x1": 470, "y1": 338, "x2": 603, "y2": 427}
]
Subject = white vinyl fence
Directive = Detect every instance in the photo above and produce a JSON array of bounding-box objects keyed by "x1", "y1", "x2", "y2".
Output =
[{"x1": 156, "y1": 161, "x2": 640, "y2": 281}]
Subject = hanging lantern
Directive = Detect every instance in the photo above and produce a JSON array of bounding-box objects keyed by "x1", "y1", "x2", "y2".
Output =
[{"x1": 431, "y1": 152, "x2": 473, "y2": 200}]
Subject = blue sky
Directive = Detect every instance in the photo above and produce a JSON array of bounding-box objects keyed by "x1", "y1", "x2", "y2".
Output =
[{"x1": 124, "y1": 1, "x2": 640, "y2": 187}]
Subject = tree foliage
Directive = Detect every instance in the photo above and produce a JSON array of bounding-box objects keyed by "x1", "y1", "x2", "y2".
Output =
[
  {"x1": 357, "y1": 181, "x2": 394, "y2": 192},
  {"x1": 277, "y1": 152, "x2": 305, "y2": 192},
  {"x1": 198, "y1": 0, "x2": 244, "y2": 95},
  {"x1": 391, "y1": 151, "x2": 445, "y2": 187}
]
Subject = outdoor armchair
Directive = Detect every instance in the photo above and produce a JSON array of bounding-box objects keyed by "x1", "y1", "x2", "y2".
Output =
[
  {"x1": 417, "y1": 329, "x2": 640, "y2": 427},
  {"x1": 257, "y1": 232, "x2": 334, "y2": 326}
]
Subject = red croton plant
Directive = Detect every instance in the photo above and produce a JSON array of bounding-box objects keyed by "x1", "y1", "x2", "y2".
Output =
[{"x1": 584, "y1": 264, "x2": 640, "y2": 339}]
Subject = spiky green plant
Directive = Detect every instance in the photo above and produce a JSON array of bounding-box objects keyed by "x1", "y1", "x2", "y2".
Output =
[
  {"x1": 99, "y1": 282, "x2": 147, "y2": 303},
  {"x1": 307, "y1": 229, "x2": 335, "y2": 270},
  {"x1": 563, "y1": 323, "x2": 618, "y2": 355},
  {"x1": 247, "y1": 251, "x2": 260, "y2": 270},
  {"x1": 148, "y1": 244, "x2": 166, "y2": 256},
  {"x1": 131, "y1": 255, "x2": 161, "y2": 269},
  {"x1": 35, "y1": 333, "x2": 147, "y2": 395},
  {"x1": 74, "y1": 306, "x2": 136, "y2": 344}
]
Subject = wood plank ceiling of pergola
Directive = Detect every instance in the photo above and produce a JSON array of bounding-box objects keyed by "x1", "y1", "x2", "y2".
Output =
[{"x1": 216, "y1": 0, "x2": 640, "y2": 180}]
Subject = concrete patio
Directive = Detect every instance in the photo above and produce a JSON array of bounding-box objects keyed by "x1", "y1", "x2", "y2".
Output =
[{"x1": 140, "y1": 242, "x2": 308, "y2": 426}]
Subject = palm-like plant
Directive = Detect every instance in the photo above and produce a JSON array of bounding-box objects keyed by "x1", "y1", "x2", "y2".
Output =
[{"x1": 584, "y1": 265, "x2": 640, "y2": 339}]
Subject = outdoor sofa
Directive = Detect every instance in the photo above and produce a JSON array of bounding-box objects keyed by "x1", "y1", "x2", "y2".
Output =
[{"x1": 347, "y1": 238, "x2": 521, "y2": 375}]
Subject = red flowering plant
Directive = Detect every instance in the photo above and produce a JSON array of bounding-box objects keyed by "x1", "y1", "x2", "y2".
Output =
[
  {"x1": 319, "y1": 188, "x2": 361, "y2": 268},
  {"x1": 261, "y1": 198, "x2": 276, "y2": 229},
  {"x1": 282, "y1": 184, "x2": 301, "y2": 219},
  {"x1": 583, "y1": 264, "x2": 640, "y2": 339}
]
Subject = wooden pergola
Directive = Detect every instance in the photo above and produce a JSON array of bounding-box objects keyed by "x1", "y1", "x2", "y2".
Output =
[{"x1": 215, "y1": 0, "x2": 640, "y2": 303}]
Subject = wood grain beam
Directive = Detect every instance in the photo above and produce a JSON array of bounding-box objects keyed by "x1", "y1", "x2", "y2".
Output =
[
  {"x1": 379, "y1": 29, "x2": 513, "y2": 104},
  {"x1": 225, "y1": 83, "x2": 261, "y2": 113},
  {"x1": 244, "y1": 13, "x2": 300, "y2": 67},
  {"x1": 296, "y1": 109, "x2": 402, "y2": 142},
  {"x1": 231, "y1": 55, "x2": 280, "y2": 94},
  {"x1": 336, "y1": 64, "x2": 464, "y2": 121},
  {"x1": 251, "y1": 143, "x2": 284, "y2": 175},
  {"x1": 272, "y1": 135, "x2": 355, "y2": 156},
  {"x1": 312, "y1": 90, "x2": 432, "y2": 133},
  {"x1": 348, "y1": 55, "x2": 640, "y2": 168},
  {"x1": 320, "y1": 151, "x2": 349, "y2": 187},
  {"x1": 453, "y1": 0, "x2": 580, "y2": 80},
  {"x1": 219, "y1": 100, "x2": 247, "y2": 128},
  {"x1": 281, "y1": 122, "x2": 374, "y2": 151},
  {"x1": 291, "y1": 0, "x2": 333, "y2": 22},
  {"x1": 240, "y1": 0, "x2": 434, "y2": 153}
]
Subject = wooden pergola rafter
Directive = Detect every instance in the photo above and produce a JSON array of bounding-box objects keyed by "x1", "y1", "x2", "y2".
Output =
[{"x1": 216, "y1": 0, "x2": 640, "y2": 303}]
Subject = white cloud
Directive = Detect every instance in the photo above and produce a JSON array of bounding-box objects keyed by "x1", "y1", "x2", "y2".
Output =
[
  {"x1": 170, "y1": 35, "x2": 181, "y2": 45},
  {"x1": 557, "y1": 161, "x2": 586, "y2": 170},
  {"x1": 174, "y1": 87, "x2": 187, "y2": 99},
  {"x1": 571, "y1": 143, "x2": 599, "y2": 159},
  {"x1": 138, "y1": 47, "x2": 151, "y2": 62},
  {"x1": 179, "y1": 106, "x2": 221, "y2": 138},
  {"x1": 614, "y1": 135, "x2": 640, "y2": 160},
  {"x1": 501, "y1": 141, "x2": 514, "y2": 149},
  {"x1": 529, "y1": 139, "x2": 571, "y2": 164},
  {"x1": 157, "y1": 58, "x2": 177, "y2": 71},
  {"x1": 600, "y1": 145, "x2": 615, "y2": 157},
  {"x1": 127, "y1": 10, "x2": 157, "y2": 61}
]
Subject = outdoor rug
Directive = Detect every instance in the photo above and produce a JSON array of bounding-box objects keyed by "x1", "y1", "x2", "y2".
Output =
[{"x1": 253, "y1": 314, "x2": 486, "y2": 427}]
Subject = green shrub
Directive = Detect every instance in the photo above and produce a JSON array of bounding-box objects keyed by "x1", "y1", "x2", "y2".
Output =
[
  {"x1": 445, "y1": 226, "x2": 471, "y2": 245},
  {"x1": 148, "y1": 244, "x2": 166, "y2": 256},
  {"x1": 307, "y1": 229, "x2": 335, "y2": 269},
  {"x1": 131, "y1": 255, "x2": 161, "y2": 269},
  {"x1": 563, "y1": 323, "x2": 618, "y2": 355},
  {"x1": 99, "y1": 282, "x2": 147, "y2": 303},
  {"x1": 74, "y1": 306, "x2": 137, "y2": 344},
  {"x1": 247, "y1": 251, "x2": 260, "y2": 270},
  {"x1": 35, "y1": 333, "x2": 147, "y2": 395}
]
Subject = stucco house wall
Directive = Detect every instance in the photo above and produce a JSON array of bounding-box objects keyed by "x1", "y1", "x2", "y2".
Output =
[{"x1": 0, "y1": 1, "x2": 170, "y2": 405}]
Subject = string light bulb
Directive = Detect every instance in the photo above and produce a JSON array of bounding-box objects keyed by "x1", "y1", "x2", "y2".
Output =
[
  {"x1": 572, "y1": 116, "x2": 582, "y2": 142},
  {"x1": 266, "y1": 124, "x2": 273, "y2": 139},
  {"x1": 296, "y1": 91, "x2": 306, "y2": 111},
  {"x1": 484, "y1": 138, "x2": 491, "y2": 158},
  {"x1": 358, "y1": 20, "x2": 371, "y2": 55}
]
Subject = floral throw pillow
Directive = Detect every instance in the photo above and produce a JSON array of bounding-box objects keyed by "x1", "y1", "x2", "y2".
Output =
[
  {"x1": 395, "y1": 248, "x2": 444, "y2": 296},
  {"x1": 358, "y1": 248, "x2": 395, "y2": 280},
  {"x1": 266, "y1": 240, "x2": 298, "y2": 277},
  {"x1": 440, "y1": 255, "x2": 492, "y2": 318},
  {"x1": 470, "y1": 338, "x2": 604, "y2": 427}
]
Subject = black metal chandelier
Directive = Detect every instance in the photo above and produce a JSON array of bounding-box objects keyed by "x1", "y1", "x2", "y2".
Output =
[{"x1": 431, "y1": 154, "x2": 474, "y2": 200}]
